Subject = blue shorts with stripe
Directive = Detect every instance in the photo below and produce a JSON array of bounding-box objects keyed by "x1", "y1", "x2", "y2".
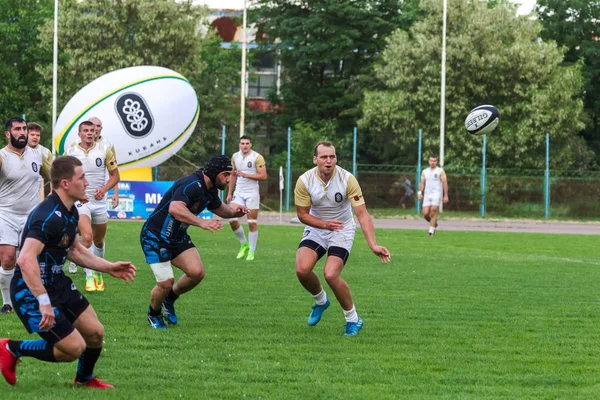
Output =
[
  {"x1": 11, "y1": 272, "x2": 90, "y2": 344},
  {"x1": 140, "y1": 226, "x2": 195, "y2": 264}
]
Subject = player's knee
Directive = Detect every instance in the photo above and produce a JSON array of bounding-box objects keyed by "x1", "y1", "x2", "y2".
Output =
[
  {"x1": 80, "y1": 233, "x2": 93, "y2": 248},
  {"x1": 187, "y1": 267, "x2": 205, "y2": 283},
  {"x1": 0, "y1": 253, "x2": 16, "y2": 269},
  {"x1": 156, "y1": 278, "x2": 175, "y2": 293},
  {"x1": 323, "y1": 270, "x2": 341, "y2": 284},
  {"x1": 92, "y1": 237, "x2": 105, "y2": 248},
  {"x1": 84, "y1": 323, "x2": 105, "y2": 347},
  {"x1": 295, "y1": 263, "x2": 313, "y2": 278}
]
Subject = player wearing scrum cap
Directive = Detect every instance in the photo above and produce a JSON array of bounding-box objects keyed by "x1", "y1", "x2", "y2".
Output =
[{"x1": 140, "y1": 155, "x2": 249, "y2": 329}]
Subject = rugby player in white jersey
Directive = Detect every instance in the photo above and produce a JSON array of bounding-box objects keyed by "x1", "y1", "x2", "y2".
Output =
[
  {"x1": 89, "y1": 117, "x2": 119, "y2": 209},
  {"x1": 0, "y1": 117, "x2": 50, "y2": 314},
  {"x1": 417, "y1": 155, "x2": 449, "y2": 237},
  {"x1": 226, "y1": 135, "x2": 267, "y2": 261},
  {"x1": 64, "y1": 121, "x2": 120, "y2": 292},
  {"x1": 27, "y1": 122, "x2": 54, "y2": 202},
  {"x1": 294, "y1": 141, "x2": 391, "y2": 336},
  {"x1": 67, "y1": 117, "x2": 119, "y2": 275}
]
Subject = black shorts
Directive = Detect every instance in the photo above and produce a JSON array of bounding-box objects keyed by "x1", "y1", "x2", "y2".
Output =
[
  {"x1": 298, "y1": 240, "x2": 350, "y2": 265},
  {"x1": 11, "y1": 273, "x2": 90, "y2": 344},
  {"x1": 140, "y1": 226, "x2": 196, "y2": 264}
]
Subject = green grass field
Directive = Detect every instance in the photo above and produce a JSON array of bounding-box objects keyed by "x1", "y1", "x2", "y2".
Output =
[{"x1": 2, "y1": 221, "x2": 600, "y2": 399}]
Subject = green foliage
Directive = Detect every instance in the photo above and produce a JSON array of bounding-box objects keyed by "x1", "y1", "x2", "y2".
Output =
[
  {"x1": 0, "y1": 0, "x2": 52, "y2": 127},
  {"x1": 536, "y1": 0, "x2": 600, "y2": 166},
  {"x1": 250, "y1": 0, "x2": 414, "y2": 160},
  {"x1": 360, "y1": 0, "x2": 590, "y2": 169},
  {"x1": 35, "y1": 0, "x2": 241, "y2": 163}
]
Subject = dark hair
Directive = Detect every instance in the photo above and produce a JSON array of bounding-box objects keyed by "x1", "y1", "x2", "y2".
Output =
[
  {"x1": 240, "y1": 135, "x2": 252, "y2": 142},
  {"x1": 429, "y1": 155, "x2": 438, "y2": 160},
  {"x1": 27, "y1": 122, "x2": 43, "y2": 133},
  {"x1": 51, "y1": 156, "x2": 83, "y2": 189},
  {"x1": 5, "y1": 117, "x2": 25, "y2": 132},
  {"x1": 313, "y1": 141, "x2": 335, "y2": 157},
  {"x1": 78, "y1": 120, "x2": 95, "y2": 132}
]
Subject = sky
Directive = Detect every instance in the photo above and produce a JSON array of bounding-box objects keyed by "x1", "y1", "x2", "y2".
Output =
[{"x1": 195, "y1": 0, "x2": 537, "y2": 15}]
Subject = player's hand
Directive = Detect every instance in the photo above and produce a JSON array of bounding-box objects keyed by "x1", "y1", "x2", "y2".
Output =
[
  {"x1": 418, "y1": 194, "x2": 423, "y2": 201},
  {"x1": 324, "y1": 219, "x2": 344, "y2": 231},
  {"x1": 226, "y1": 194, "x2": 232, "y2": 204},
  {"x1": 233, "y1": 206, "x2": 250, "y2": 218},
  {"x1": 38, "y1": 303, "x2": 55, "y2": 331},
  {"x1": 443, "y1": 195, "x2": 449, "y2": 204},
  {"x1": 94, "y1": 188, "x2": 106, "y2": 201},
  {"x1": 108, "y1": 261, "x2": 137, "y2": 282},
  {"x1": 199, "y1": 219, "x2": 223, "y2": 232},
  {"x1": 111, "y1": 193, "x2": 119, "y2": 208},
  {"x1": 371, "y1": 245, "x2": 391, "y2": 264},
  {"x1": 235, "y1": 170, "x2": 245, "y2": 178}
]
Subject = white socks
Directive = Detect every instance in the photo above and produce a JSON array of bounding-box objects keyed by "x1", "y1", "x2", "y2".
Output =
[
  {"x1": 429, "y1": 227, "x2": 435, "y2": 234},
  {"x1": 84, "y1": 246, "x2": 93, "y2": 278},
  {"x1": 92, "y1": 243, "x2": 105, "y2": 259},
  {"x1": 312, "y1": 289, "x2": 328, "y2": 305},
  {"x1": 343, "y1": 305, "x2": 359, "y2": 323},
  {"x1": 233, "y1": 227, "x2": 247, "y2": 244},
  {"x1": 248, "y1": 231, "x2": 258, "y2": 252},
  {"x1": 0, "y1": 267, "x2": 14, "y2": 306}
]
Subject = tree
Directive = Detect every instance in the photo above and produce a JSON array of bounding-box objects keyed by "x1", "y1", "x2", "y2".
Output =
[
  {"x1": 536, "y1": 0, "x2": 600, "y2": 166},
  {"x1": 360, "y1": 0, "x2": 590, "y2": 169},
  {"x1": 250, "y1": 0, "x2": 416, "y2": 162},
  {"x1": 37, "y1": 0, "x2": 241, "y2": 162},
  {"x1": 0, "y1": 0, "x2": 53, "y2": 126}
]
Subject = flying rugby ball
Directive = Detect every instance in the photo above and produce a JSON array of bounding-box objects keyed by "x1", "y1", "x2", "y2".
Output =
[
  {"x1": 464, "y1": 105, "x2": 499, "y2": 135},
  {"x1": 54, "y1": 66, "x2": 200, "y2": 170}
]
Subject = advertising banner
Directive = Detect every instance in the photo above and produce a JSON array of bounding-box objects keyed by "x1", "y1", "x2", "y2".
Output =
[{"x1": 107, "y1": 181, "x2": 214, "y2": 220}]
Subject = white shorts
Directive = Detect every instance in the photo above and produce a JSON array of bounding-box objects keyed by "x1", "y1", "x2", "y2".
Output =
[
  {"x1": 300, "y1": 225, "x2": 356, "y2": 253},
  {"x1": 422, "y1": 195, "x2": 441, "y2": 208},
  {"x1": 0, "y1": 212, "x2": 28, "y2": 246},
  {"x1": 75, "y1": 201, "x2": 109, "y2": 224},
  {"x1": 231, "y1": 191, "x2": 260, "y2": 210}
]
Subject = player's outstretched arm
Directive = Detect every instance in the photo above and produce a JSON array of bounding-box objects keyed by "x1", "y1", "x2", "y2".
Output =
[
  {"x1": 296, "y1": 206, "x2": 344, "y2": 231},
  {"x1": 353, "y1": 204, "x2": 391, "y2": 264},
  {"x1": 67, "y1": 240, "x2": 136, "y2": 282},
  {"x1": 169, "y1": 200, "x2": 223, "y2": 232},
  {"x1": 212, "y1": 203, "x2": 249, "y2": 219}
]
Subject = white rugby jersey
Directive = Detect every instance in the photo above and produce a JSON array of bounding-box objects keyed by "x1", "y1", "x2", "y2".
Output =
[
  {"x1": 0, "y1": 146, "x2": 49, "y2": 214},
  {"x1": 64, "y1": 142, "x2": 118, "y2": 203},
  {"x1": 97, "y1": 136, "x2": 117, "y2": 184},
  {"x1": 232, "y1": 150, "x2": 266, "y2": 192},
  {"x1": 30, "y1": 144, "x2": 53, "y2": 179},
  {"x1": 421, "y1": 167, "x2": 446, "y2": 196},
  {"x1": 294, "y1": 166, "x2": 365, "y2": 227}
]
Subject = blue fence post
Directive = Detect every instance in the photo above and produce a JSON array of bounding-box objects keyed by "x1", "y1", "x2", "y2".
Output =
[
  {"x1": 221, "y1": 124, "x2": 227, "y2": 202},
  {"x1": 416, "y1": 129, "x2": 422, "y2": 214},
  {"x1": 286, "y1": 127, "x2": 291, "y2": 211},
  {"x1": 481, "y1": 134, "x2": 487, "y2": 217},
  {"x1": 352, "y1": 127, "x2": 357, "y2": 177},
  {"x1": 545, "y1": 133, "x2": 550, "y2": 219}
]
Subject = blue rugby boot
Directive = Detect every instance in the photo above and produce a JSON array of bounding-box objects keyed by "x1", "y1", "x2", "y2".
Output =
[
  {"x1": 307, "y1": 298, "x2": 330, "y2": 326},
  {"x1": 162, "y1": 299, "x2": 178, "y2": 325},
  {"x1": 344, "y1": 317, "x2": 364, "y2": 337},
  {"x1": 147, "y1": 309, "x2": 168, "y2": 329}
]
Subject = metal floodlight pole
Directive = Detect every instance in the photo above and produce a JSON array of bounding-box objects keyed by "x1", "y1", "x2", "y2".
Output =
[
  {"x1": 239, "y1": 0, "x2": 248, "y2": 138},
  {"x1": 440, "y1": 0, "x2": 447, "y2": 168},
  {"x1": 51, "y1": 0, "x2": 59, "y2": 156}
]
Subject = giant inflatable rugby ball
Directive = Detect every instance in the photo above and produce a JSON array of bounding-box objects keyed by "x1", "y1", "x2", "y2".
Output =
[
  {"x1": 54, "y1": 66, "x2": 199, "y2": 170},
  {"x1": 464, "y1": 105, "x2": 499, "y2": 135}
]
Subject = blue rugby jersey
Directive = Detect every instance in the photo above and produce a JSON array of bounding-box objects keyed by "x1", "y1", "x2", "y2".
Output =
[
  {"x1": 143, "y1": 170, "x2": 221, "y2": 243},
  {"x1": 15, "y1": 193, "x2": 79, "y2": 286}
]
